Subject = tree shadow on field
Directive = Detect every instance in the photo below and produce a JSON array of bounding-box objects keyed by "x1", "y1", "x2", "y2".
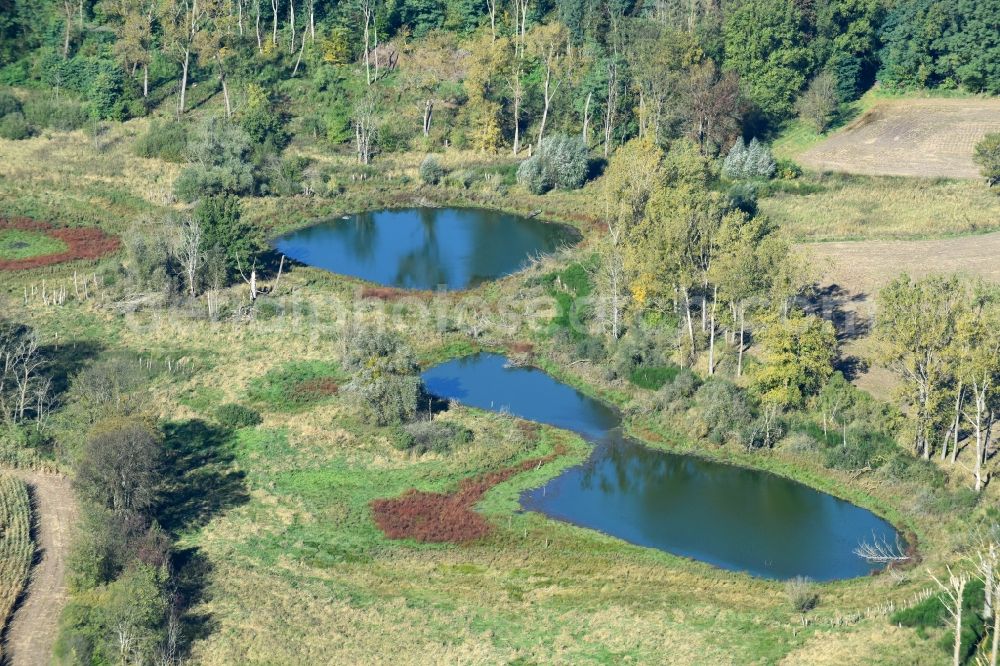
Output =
[
  {"x1": 802, "y1": 283, "x2": 871, "y2": 381},
  {"x1": 170, "y1": 547, "x2": 218, "y2": 662},
  {"x1": 42, "y1": 339, "x2": 103, "y2": 407},
  {"x1": 156, "y1": 419, "x2": 249, "y2": 535},
  {"x1": 156, "y1": 420, "x2": 248, "y2": 657}
]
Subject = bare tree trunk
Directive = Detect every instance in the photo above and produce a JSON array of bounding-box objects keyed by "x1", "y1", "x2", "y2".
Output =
[
  {"x1": 682, "y1": 287, "x2": 694, "y2": 345},
  {"x1": 271, "y1": 0, "x2": 279, "y2": 46},
  {"x1": 602, "y1": 60, "x2": 617, "y2": 157},
  {"x1": 63, "y1": 1, "x2": 73, "y2": 58},
  {"x1": 178, "y1": 47, "x2": 190, "y2": 115},
  {"x1": 143, "y1": 63, "x2": 149, "y2": 97},
  {"x1": 288, "y1": 0, "x2": 295, "y2": 53},
  {"x1": 737, "y1": 306, "x2": 745, "y2": 377},
  {"x1": 582, "y1": 91, "x2": 591, "y2": 145},
  {"x1": 292, "y1": 33, "x2": 306, "y2": 76},
  {"x1": 708, "y1": 285, "x2": 717, "y2": 375},
  {"x1": 423, "y1": 100, "x2": 433, "y2": 136},
  {"x1": 238, "y1": 0, "x2": 244, "y2": 34},
  {"x1": 537, "y1": 54, "x2": 555, "y2": 148},
  {"x1": 992, "y1": 588, "x2": 1000, "y2": 666},
  {"x1": 215, "y1": 55, "x2": 232, "y2": 117},
  {"x1": 256, "y1": 4, "x2": 263, "y2": 52},
  {"x1": 362, "y1": 0, "x2": 372, "y2": 85},
  {"x1": 511, "y1": 72, "x2": 522, "y2": 155},
  {"x1": 486, "y1": 0, "x2": 496, "y2": 41}
]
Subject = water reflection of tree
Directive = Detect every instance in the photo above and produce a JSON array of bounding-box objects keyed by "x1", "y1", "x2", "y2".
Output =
[
  {"x1": 345, "y1": 212, "x2": 379, "y2": 261},
  {"x1": 393, "y1": 209, "x2": 451, "y2": 288}
]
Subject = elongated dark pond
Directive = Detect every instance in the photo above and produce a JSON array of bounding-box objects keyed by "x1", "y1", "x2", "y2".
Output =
[
  {"x1": 272, "y1": 208, "x2": 575, "y2": 290},
  {"x1": 422, "y1": 353, "x2": 902, "y2": 581}
]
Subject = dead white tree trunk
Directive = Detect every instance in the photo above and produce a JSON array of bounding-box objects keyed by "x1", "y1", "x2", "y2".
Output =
[{"x1": 930, "y1": 567, "x2": 968, "y2": 666}]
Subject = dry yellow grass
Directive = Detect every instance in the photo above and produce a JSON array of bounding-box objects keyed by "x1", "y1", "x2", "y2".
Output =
[{"x1": 761, "y1": 176, "x2": 1000, "y2": 241}]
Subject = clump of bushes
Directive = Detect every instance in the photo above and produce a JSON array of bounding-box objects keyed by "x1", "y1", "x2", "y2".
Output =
[
  {"x1": 344, "y1": 327, "x2": 422, "y2": 426},
  {"x1": 694, "y1": 379, "x2": 757, "y2": 446},
  {"x1": 174, "y1": 117, "x2": 255, "y2": 201},
  {"x1": 0, "y1": 90, "x2": 21, "y2": 116},
  {"x1": 398, "y1": 419, "x2": 473, "y2": 455},
  {"x1": 974, "y1": 132, "x2": 1000, "y2": 188},
  {"x1": 516, "y1": 134, "x2": 590, "y2": 194},
  {"x1": 629, "y1": 365, "x2": 679, "y2": 390},
  {"x1": 215, "y1": 403, "x2": 262, "y2": 429},
  {"x1": 22, "y1": 95, "x2": 88, "y2": 131},
  {"x1": 419, "y1": 154, "x2": 444, "y2": 185},
  {"x1": 0, "y1": 112, "x2": 32, "y2": 140},
  {"x1": 133, "y1": 120, "x2": 189, "y2": 162},
  {"x1": 785, "y1": 576, "x2": 819, "y2": 612},
  {"x1": 722, "y1": 137, "x2": 776, "y2": 180}
]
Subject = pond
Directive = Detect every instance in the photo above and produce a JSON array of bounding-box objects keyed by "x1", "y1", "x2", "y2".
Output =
[
  {"x1": 422, "y1": 353, "x2": 903, "y2": 581},
  {"x1": 272, "y1": 208, "x2": 577, "y2": 290}
]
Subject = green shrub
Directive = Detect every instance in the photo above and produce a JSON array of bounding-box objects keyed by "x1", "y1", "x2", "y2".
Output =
[
  {"x1": 516, "y1": 134, "x2": 590, "y2": 194},
  {"x1": 541, "y1": 134, "x2": 590, "y2": 189},
  {"x1": 264, "y1": 155, "x2": 311, "y2": 196},
  {"x1": 658, "y1": 368, "x2": 701, "y2": 409},
  {"x1": 87, "y1": 68, "x2": 143, "y2": 121},
  {"x1": 695, "y1": 379, "x2": 755, "y2": 446},
  {"x1": 823, "y1": 429, "x2": 896, "y2": 471},
  {"x1": 398, "y1": 419, "x2": 473, "y2": 454},
  {"x1": 516, "y1": 155, "x2": 547, "y2": 194},
  {"x1": 629, "y1": 365, "x2": 679, "y2": 390},
  {"x1": 133, "y1": 120, "x2": 188, "y2": 162},
  {"x1": 974, "y1": 133, "x2": 1000, "y2": 188},
  {"x1": 419, "y1": 154, "x2": 444, "y2": 185},
  {"x1": 344, "y1": 327, "x2": 422, "y2": 426},
  {"x1": 22, "y1": 96, "x2": 88, "y2": 131},
  {"x1": 0, "y1": 112, "x2": 32, "y2": 140},
  {"x1": 0, "y1": 90, "x2": 22, "y2": 116},
  {"x1": 215, "y1": 403, "x2": 262, "y2": 429},
  {"x1": 174, "y1": 117, "x2": 255, "y2": 201}
]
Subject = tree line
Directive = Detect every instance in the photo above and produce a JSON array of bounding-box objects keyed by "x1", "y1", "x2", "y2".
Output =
[{"x1": 1, "y1": 0, "x2": 997, "y2": 159}]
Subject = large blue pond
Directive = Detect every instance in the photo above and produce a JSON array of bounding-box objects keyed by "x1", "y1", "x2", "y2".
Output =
[
  {"x1": 422, "y1": 353, "x2": 903, "y2": 581},
  {"x1": 272, "y1": 207, "x2": 576, "y2": 290}
]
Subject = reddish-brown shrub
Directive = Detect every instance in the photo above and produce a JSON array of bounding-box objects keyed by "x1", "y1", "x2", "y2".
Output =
[
  {"x1": 371, "y1": 445, "x2": 565, "y2": 543},
  {"x1": 508, "y1": 341, "x2": 534, "y2": 354},
  {"x1": 0, "y1": 217, "x2": 120, "y2": 271}
]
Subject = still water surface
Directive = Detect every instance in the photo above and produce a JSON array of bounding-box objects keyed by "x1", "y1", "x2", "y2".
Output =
[
  {"x1": 272, "y1": 208, "x2": 575, "y2": 290},
  {"x1": 422, "y1": 353, "x2": 902, "y2": 580}
]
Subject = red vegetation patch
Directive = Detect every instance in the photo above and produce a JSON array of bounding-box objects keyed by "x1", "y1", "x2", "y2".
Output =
[
  {"x1": 371, "y1": 445, "x2": 566, "y2": 543},
  {"x1": 0, "y1": 217, "x2": 120, "y2": 271},
  {"x1": 508, "y1": 341, "x2": 534, "y2": 354},
  {"x1": 291, "y1": 378, "x2": 339, "y2": 401}
]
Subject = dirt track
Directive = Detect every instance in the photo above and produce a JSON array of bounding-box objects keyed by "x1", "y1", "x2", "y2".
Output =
[
  {"x1": 799, "y1": 98, "x2": 1000, "y2": 178},
  {"x1": 1, "y1": 470, "x2": 77, "y2": 666}
]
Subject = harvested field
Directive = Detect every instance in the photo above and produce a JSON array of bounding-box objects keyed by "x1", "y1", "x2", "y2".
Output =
[
  {"x1": 801, "y1": 230, "x2": 1000, "y2": 398},
  {"x1": 0, "y1": 475, "x2": 31, "y2": 649},
  {"x1": 798, "y1": 98, "x2": 1000, "y2": 178},
  {"x1": 371, "y1": 445, "x2": 564, "y2": 542},
  {"x1": 0, "y1": 217, "x2": 119, "y2": 271}
]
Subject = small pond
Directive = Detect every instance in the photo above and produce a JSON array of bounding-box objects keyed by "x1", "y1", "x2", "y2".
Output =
[
  {"x1": 272, "y1": 208, "x2": 576, "y2": 290},
  {"x1": 422, "y1": 353, "x2": 903, "y2": 581}
]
